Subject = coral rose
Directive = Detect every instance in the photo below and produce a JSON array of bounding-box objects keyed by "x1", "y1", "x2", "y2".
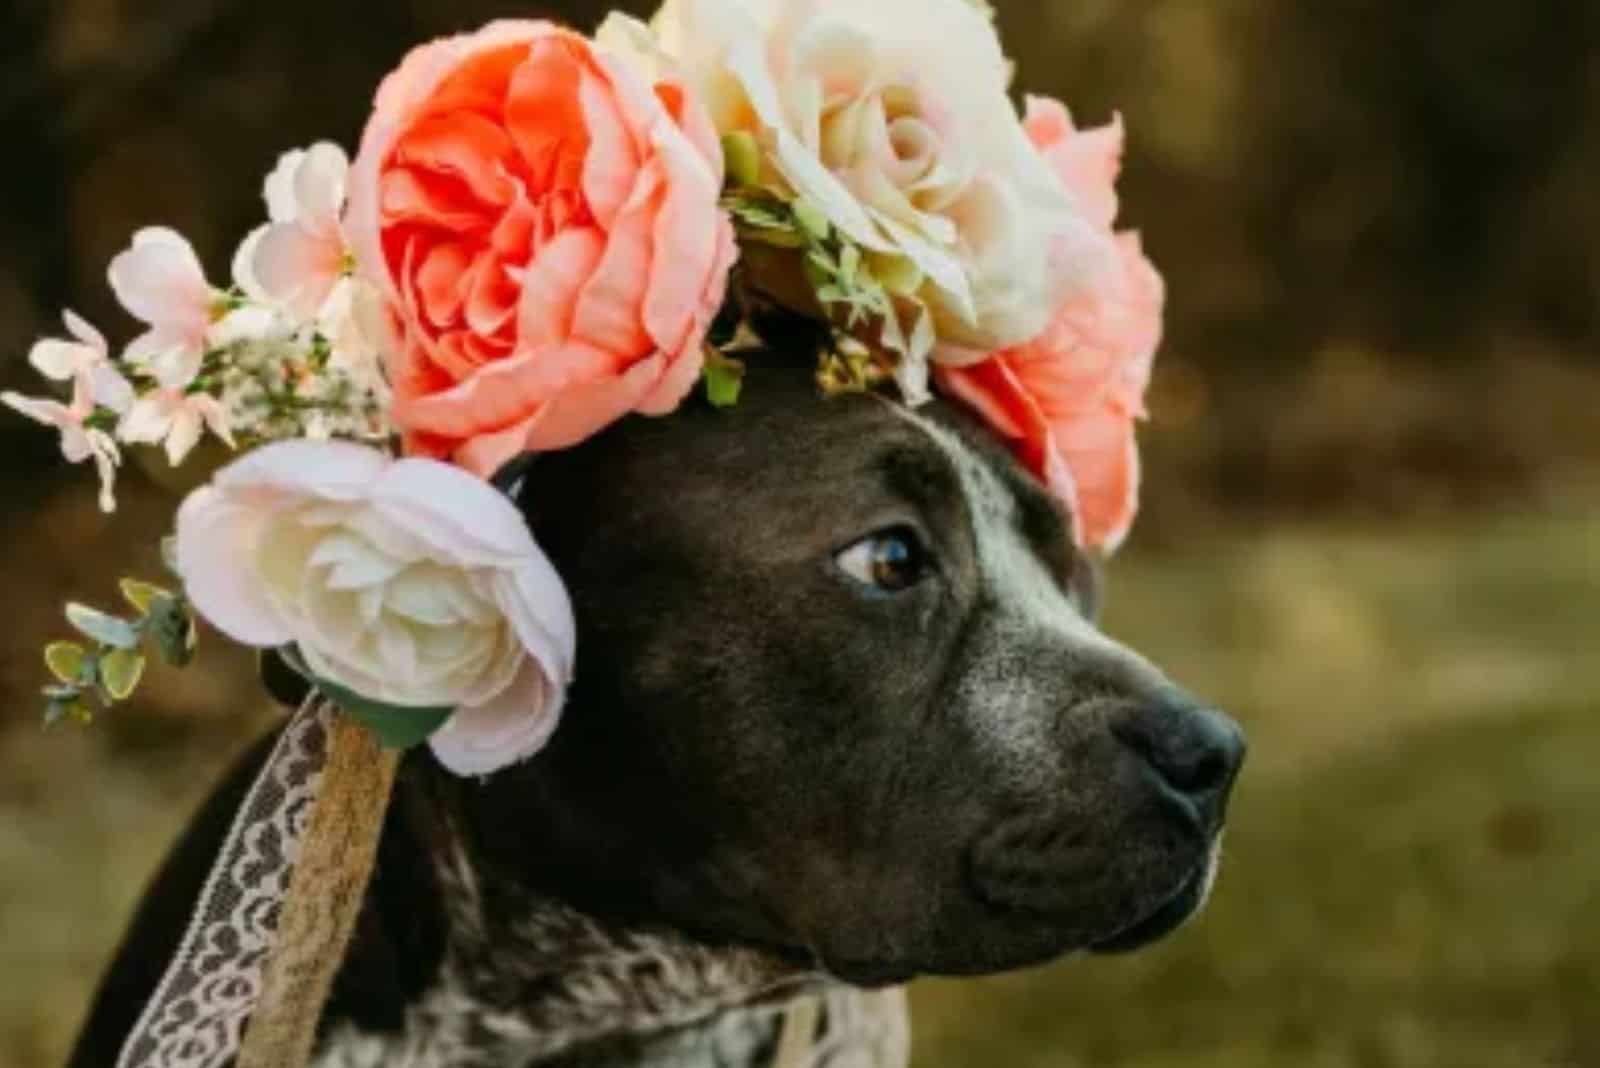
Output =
[
  {"x1": 938, "y1": 98, "x2": 1165, "y2": 552},
  {"x1": 346, "y1": 20, "x2": 736, "y2": 476}
]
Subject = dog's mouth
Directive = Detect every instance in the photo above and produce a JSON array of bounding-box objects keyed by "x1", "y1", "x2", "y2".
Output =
[{"x1": 1088, "y1": 836, "x2": 1222, "y2": 955}]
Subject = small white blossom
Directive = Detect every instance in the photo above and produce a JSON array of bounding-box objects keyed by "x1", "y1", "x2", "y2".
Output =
[
  {"x1": 108, "y1": 228, "x2": 219, "y2": 389},
  {"x1": 120, "y1": 388, "x2": 235, "y2": 466},
  {"x1": 235, "y1": 143, "x2": 352, "y2": 323},
  {"x1": 28, "y1": 310, "x2": 134, "y2": 414},
  {"x1": 3, "y1": 374, "x2": 122, "y2": 511}
]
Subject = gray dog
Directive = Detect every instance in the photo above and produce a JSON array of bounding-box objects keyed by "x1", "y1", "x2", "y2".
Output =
[{"x1": 71, "y1": 353, "x2": 1244, "y2": 1068}]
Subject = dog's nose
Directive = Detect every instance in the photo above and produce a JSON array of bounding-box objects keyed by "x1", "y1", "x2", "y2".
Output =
[{"x1": 1112, "y1": 697, "x2": 1246, "y2": 828}]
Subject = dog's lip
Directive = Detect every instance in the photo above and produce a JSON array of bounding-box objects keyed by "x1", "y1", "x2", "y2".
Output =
[{"x1": 1087, "y1": 843, "x2": 1219, "y2": 955}]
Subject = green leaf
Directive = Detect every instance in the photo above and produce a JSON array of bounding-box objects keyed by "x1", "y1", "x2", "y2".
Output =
[
  {"x1": 100, "y1": 649, "x2": 147, "y2": 701},
  {"x1": 703, "y1": 350, "x2": 746, "y2": 409},
  {"x1": 721, "y1": 131, "x2": 762, "y2": 189},
  {"x1": 120, "y1": 578, "x2": 172, "y2": 615},
  {"x1": 275, "y1": 645, "x2": 452, "y2": 750},
  {"x1": 45, "y1": 642, "x2": 87, "y2": 683},
  {"x1": 314, "y1": 675, "x2": 454, "y2": 751},
  {"x1": 792, "y1": 198, "x2": 831, "y2": 242},
  {"x1": 737, "y1": 224, "x2": 807, "y2": 250},
  {"x1": 65, "y1": 603, "x2": 139, "y2": 649},
  {"x1": 44, "y1": 695, "x2": 90, "y2": 728},
  {"x1": 146, "y1": 595, "x2": 198, "y2": 667},
  {"x1": 874, "y1": 254, "x2": 924, "y2": 297},
  {"x1": 839, "y1": 244, "x2": 862, "y2": 287}
]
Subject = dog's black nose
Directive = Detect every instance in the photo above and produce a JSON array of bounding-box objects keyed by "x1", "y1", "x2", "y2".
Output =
[{"x1": 1112, "y1": 698, "x2": 1246, "y2": 828}]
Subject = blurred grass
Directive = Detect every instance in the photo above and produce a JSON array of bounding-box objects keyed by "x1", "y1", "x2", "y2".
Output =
[{"x1": 2, "y1": 503, "x2": 1597, "y2": 1067}]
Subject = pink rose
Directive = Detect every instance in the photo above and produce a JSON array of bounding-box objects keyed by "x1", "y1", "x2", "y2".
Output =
[
  {"x1": 938, "y1": 97, "x2": 1165, "y2": 552},
  {"x1": 346, "y1": 20, "x2": 736, "y2": 476}
]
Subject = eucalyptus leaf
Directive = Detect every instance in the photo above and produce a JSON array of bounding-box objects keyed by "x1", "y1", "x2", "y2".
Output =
[
  {"x1": 44, "y1": 696, "x2": 87, "y2": 728},
  {"x1": 100, "y1": 649, "x2": 147, "y2": 701},
  {"x1": 120, "y1": 578, "x2": 172, "y2": 615},
  {"x1": 147, "y1": 595, "x2": 198, "y2": 667},
  {"x1": 45, "y1": 642, "x2": 87, "y2": 684},
  {"x1": 65, "y1": 603, "x2": 139, "y2": 650}
]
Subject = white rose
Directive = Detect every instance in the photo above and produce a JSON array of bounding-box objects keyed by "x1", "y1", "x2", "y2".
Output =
[
  {"x1": 175, "y1": 440, "x2": 575, "y2": 776},
  {"x1": 611, "y1": 0, "x2": 1115, "y2": 366}
]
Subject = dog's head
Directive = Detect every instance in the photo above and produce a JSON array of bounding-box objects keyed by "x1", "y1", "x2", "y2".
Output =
[{"x1": 461, "y1": 358, "x2": 1243, "y2": 987}]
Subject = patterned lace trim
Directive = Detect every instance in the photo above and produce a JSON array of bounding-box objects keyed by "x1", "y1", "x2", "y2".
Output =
[{"x1": 116, "y1": 699, "x2": 331, "y2": 1068}]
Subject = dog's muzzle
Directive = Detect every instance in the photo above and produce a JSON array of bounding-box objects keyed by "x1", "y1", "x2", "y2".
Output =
[{"x1": 966, "y1": 697, "x2": 1245, "y2": 949}]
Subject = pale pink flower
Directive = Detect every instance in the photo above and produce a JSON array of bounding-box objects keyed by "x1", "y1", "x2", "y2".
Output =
[
  {"x1": 119, "y1": 388, "x2": 235, "y2": 466},
  {"x1": 630, "y1": 0, "x2": 1115, "y2": 369},
  {"x1": 175, "y1": 440, "x2": 576, "y2": 776},
  {"x1": 108, "y1": 227, "x2": 218, "y2": 388},
  {"x1": 234, "y1": 143, "x2": 353, "y2": 321},
  {"x1": 28, "y1": 310, "x2": 134, "y2": 414},
  {"x1": 937, "y1": 97, "x2": 1164, "y2": 552},
  {"x1": 2, "y1": 373, "x2": 122, "y2": 512}
]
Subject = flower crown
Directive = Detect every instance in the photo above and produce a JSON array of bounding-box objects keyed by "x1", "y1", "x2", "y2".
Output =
[{"x1": 9, "y1": 0, "x2": 1162, "y2": 778}]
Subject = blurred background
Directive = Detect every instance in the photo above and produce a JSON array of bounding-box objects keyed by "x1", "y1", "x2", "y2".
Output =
[{"x1": 0, "y1": 1, "x2": 1596, "y2": 1066}]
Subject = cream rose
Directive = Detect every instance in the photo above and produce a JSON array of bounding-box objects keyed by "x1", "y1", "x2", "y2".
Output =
[
  {"x1": 175, "y1": 440, "x2": 575, "y2": 776},
  {"x1": 615, "y1": 0, "x2": 1114, "y2": 367}
]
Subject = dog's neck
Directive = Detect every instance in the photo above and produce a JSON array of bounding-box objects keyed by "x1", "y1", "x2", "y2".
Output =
[
  {"x1": 313, "y1": 766, "x2": 828, "y2": 1067},
  {"x1": 431, "y1": 822, "x2": 819, "y2": 1063}
]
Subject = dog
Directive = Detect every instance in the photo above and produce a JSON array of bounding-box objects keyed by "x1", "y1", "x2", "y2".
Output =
[{"x1": 69, "y1": 349, "x2": 1245, "y2": 1068}]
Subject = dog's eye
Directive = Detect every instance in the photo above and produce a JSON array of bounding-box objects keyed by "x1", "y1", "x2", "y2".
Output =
[{"x1": 835, "y1": 527, "x2": 932, "y2": 593}]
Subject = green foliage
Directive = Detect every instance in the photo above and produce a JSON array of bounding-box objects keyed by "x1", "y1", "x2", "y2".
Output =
[
  {"x1": 43, "y1": 642, "x2": 85, "y2": 684},
  {"x1": 37, "y1": 578, "x2": 198, "y2": 726},
  {"x1": 98, "y1": 649, "x2": 146, "y2": 701},
  {"x1": 720, "y1": 131, "x2": 762, "y2": 190},
  {"x1": 319, "y1": 679, "x2": 453, "y2": 750},
  {"x1": 64, "y1": 603, "x2": 138, "y2": 649},
  {"x1": 118, "y1": 579, "x2": 164, "y2": 614},
  {"x1": 721, "y1": 188, "x2": 910, "y2": 397},
  {"x1": 144, "y1": 593, "x2": 198, "y2": 668},
  {"x1": 277, "y1": 646, "x2": 454, "y2": 751},
  {"x1": 702, "y1": 348, "x2": 747, "y2": 409},
  {"x1": 721, "y1": 191, "x2": 807, "y2": 250}
]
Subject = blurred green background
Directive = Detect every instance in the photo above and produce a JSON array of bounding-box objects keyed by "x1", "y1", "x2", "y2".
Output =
[{"x1": 1, "y1": 1, "x2": 1596, "y2": 1066}]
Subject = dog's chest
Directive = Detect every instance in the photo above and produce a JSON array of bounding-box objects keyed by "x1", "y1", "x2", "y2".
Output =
[
  {"x1": 310, "y1": 977, "x2": 909, "y2": 1068},
  {"x1": 310, "y1": 867, "x2": 908, "y2": 1068}
]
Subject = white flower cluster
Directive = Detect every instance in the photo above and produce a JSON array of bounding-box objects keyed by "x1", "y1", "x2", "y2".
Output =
[{"x1": 3, "y1": 143, "x2": 391, "y2": 512}]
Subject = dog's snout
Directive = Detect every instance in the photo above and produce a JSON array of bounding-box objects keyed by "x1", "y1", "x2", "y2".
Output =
[{"x1": 1112, "y1": 698, "x2": 1245, "y2": 827}]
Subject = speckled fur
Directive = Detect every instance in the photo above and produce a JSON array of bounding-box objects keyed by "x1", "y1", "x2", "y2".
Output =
[{"x1": 310, "y1": 813, "x2": 904, "y2": 1068}]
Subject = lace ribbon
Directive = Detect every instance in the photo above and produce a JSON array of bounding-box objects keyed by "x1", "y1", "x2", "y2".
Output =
[{"x1": 116, "y1": 699, "x2": 331, "y2": 1068}]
